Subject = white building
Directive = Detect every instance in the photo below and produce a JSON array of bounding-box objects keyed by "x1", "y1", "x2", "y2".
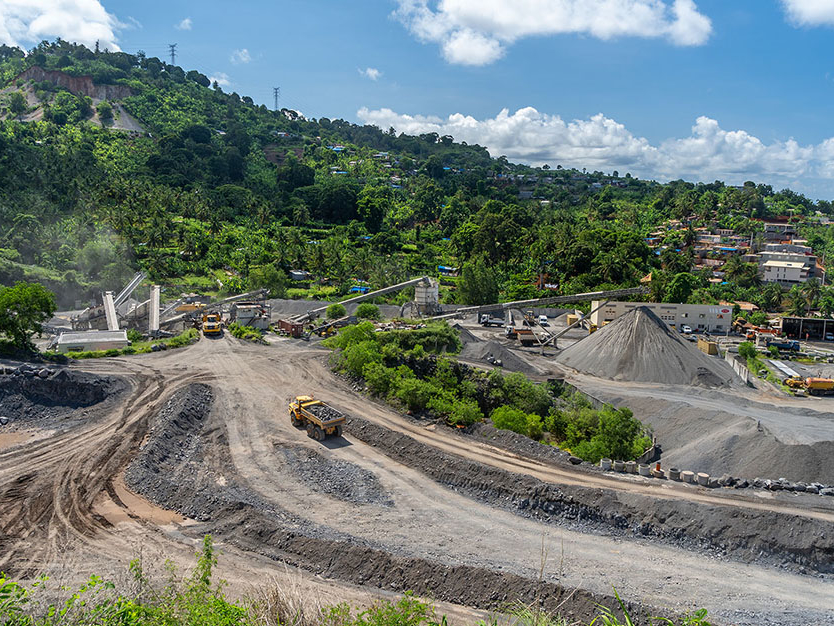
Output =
[
  {"x1": 54, "y1": 330, "x2": 129, "y2": 353},
  {"x1": 590, "y1": 301, "x2": 733, "y2": 333},
  {"x1": 762, "y1": 260, "x2": 806, "y2": 285}
]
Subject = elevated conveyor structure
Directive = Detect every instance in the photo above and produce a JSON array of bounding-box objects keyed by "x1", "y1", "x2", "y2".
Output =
[
  {"x1": 292, "y1": 277, "x2": 435, "y2": 322},
  {"x1": 430, "y1": 286, "x2": 649, "y2": 321}
]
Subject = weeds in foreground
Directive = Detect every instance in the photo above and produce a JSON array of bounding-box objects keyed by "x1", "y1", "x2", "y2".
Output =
[{"x1": 0, "y1": 539, "x2": 711, "y2": 626}]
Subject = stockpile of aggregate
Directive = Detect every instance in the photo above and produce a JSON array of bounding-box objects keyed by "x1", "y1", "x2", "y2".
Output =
[
  {"x1": 0, "y1": 365, "x2": 124, "y2": 428},
  {"x1": 273, "y1": 444, "x2": 393, "y2": 506},
  {"x1": 459, "y1": 339, "x2": 540, "y2": 375},
  {"x1": 557, "y1": 306, "x2": 734, "y2": 387}
]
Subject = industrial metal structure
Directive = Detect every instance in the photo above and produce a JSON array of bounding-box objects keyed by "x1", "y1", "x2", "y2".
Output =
[{"x1": 293, "y1": 277, "x2": 438, "y2": 322}]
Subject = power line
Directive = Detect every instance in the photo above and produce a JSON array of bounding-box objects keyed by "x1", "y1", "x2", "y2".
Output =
[
  {"x1": 168, "y1": 43, "x2": 177, "y2": 65},
  {"x1": 273, "y1": 86, "x2": 280, "y2": 111}
]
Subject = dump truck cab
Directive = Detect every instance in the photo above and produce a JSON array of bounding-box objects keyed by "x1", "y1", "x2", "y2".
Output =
[{"x1": 288, "y1": 395, "x2": 346, "y2": 440}]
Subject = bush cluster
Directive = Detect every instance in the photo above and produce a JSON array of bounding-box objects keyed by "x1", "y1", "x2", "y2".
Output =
[
  {"x1": 326, "y1": 323, "x2": 652, "y2": 462},
  {"x1": 228, "y1": 322, "x2": 265, "y2": 343}
]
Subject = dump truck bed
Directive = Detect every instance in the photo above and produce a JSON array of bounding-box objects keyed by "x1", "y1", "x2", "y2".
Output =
[{"x1": 301, "y1": 402, "x2": 346, "y2": 426}]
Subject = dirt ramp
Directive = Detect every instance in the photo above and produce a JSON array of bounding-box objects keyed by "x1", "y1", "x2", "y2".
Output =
[
  {"x1": 557, "y1": 306, "x2": 734, "y2": 387},
  {"x1": 125, "y1": 383, "x2": 276, "y2": 521}
]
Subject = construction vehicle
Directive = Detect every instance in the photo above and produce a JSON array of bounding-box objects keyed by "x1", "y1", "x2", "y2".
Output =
[
  {"x1": 277, "y1": 319, "x2": 305, "y2": 338},
  {"x1": 479, "y1": 313, "x2": 505, "y2": 327},
  {"x1": 202, "y1": 313, "x2": 223, "y2": 337},
  {"x1": 288, "y1": 395, "x2": 346, "y2": 440},
  {"x1": 767, "y1": 339, "x2": 800, "y2": 352},
  {"x1": 588, "y1": 324, "x2": 598, "y2": 334},
  {"x1": 786, "y1": 377, "x2": 834, "y2": 395},
  {"x1": 516, "y1": 327, "x2": 536, "y2": 346}
]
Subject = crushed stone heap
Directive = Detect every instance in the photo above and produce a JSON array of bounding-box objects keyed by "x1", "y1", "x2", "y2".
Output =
[{"x1": 557, "y1": 306, "x2": 734, "y2": 387}]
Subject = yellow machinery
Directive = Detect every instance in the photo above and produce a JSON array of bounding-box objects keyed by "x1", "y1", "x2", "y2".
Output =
[
  {"x1": 202, "y1": 313, "x2": 223, "y2": 337},
  {"x1": 288, "y1": 395, "x2": 345, "y2": 440},
  {"x1": 786, "y1": 376, "x2": 834, "y2": 395}
]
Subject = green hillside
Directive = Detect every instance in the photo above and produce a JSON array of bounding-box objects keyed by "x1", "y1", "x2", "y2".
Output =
[{"x1": 2, "y1": 39, "x2": 834, "y2": 311}]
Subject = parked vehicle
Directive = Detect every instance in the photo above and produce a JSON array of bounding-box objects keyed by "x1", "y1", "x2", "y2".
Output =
[
  {"x1": 681, "y1": 325, "x2": 692, "y2": 334},
  {"x1": 538, "y1": 314, "x2": 549, "y2": 326},
  {"x1": 767, "y1": 339, "x2": 800, "y2": 352},
  {"x1": 825, "y1": 333, "x2": 834, "y2": 341},
  {"x1": 479, "y1": 313, "x2": 505, "y2": 327},
  {"x1": 786, "y1": 377, "x2": 834, "y2": 396}
]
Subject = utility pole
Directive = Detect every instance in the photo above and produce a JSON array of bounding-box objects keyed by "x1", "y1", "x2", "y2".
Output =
[
  {"x1": 273, "y1": 86, "x2": 280, "y2": 111},
  {"x1": 168, "y1": 43, "x2": 177, "y2": 65}
]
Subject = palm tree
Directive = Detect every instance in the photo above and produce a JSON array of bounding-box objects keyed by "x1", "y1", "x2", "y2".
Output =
[
  {"x1": 801, "y1": 278, "x2": 822, "y2": 316},
  {"x1": 760, "y1": 282, "x2": 783, "y2": 312},
  {"x1": 787, "y1": 285, "x2": 806, "y2": 317}
]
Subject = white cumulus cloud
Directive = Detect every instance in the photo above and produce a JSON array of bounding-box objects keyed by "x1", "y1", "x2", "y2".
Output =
[
  {"x1": 0, "y1": 0, "x2": 122, "y2": 50},
  {"x1": 176, "y1": 17, "x2": 192, "y2": 31},
  {"x1": 359, "y1": 67, "x2": 382, "y2": 80},
  {"x1": 357, "y1": 105, "x2": 834, "y2": 195},
  {"x1": 230, "y1": 48, "x2": 250, "y2": 64},
  {"x1": 209, "y1": 72, "x2": 231, "y2": 87},
  {"x1": 393, "y1": 0, "x2": 712, "y2": 65},
  {"x1": 781, "y1": 0, "x2": 834, "y2": 25}
]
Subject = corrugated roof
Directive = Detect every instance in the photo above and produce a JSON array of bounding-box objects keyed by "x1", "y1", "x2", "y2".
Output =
[
  {"x1": 763, "y1": 260, "x2": 804, "y2": 268},
  {"x1": 56, "y1": 330, "x2": 128, "y2": 344}
]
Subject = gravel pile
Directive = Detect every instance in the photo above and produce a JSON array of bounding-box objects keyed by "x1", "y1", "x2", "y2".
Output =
[
  {"x1": 557, "y1": 306, "x2": 735, "y2": 387},
  {"x1": 0, "y1": 365, "x2": 124, "y2": 429},
  {"x1": 451, "y1": 323, "x2": 479, "y2": 345},
  {"x1": 273, "y1": 444, "x2": 393, "y2": 506},
  {"x1": 459, "y1": 340, "x2": 541, "y2": 375}
]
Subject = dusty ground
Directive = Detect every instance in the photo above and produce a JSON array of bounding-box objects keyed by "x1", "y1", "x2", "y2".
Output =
[{"x1": 1, "y1": 336, "x2": 833, "y2": 625}]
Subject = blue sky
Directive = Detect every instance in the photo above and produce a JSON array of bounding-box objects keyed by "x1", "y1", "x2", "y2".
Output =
[{"x1": 5, "y1": 1, "x2": 834, "y2": 198}]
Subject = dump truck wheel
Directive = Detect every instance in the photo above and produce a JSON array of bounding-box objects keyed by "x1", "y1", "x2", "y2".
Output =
[
  {"x1": 291, "y1": 414, "x2": 303, "y2": 427},
  {"x1": 306, "y1": 423, "x2": 316, "y2": 438},
  {"x1": 334, "y1": 425, "x2": 343, "y2": 437},
  {"x1": 314, "y1": 426, "x2": 324, "y2": 441}
]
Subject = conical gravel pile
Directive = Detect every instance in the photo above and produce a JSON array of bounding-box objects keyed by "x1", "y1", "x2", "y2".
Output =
[{"x1": 557, "y1": 306, "x2": 734, "y2": 387}]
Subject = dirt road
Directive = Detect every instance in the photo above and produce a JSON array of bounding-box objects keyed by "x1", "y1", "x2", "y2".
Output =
[{"x1": 0, "y1": 336, "x2": 832, "y2": 625}]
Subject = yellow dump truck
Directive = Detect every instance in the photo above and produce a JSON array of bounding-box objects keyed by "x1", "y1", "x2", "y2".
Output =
[
  {"x1": 786, "y1": 376, "x2": 834, "y2": 396},
  {"x1": 288, "y1": 395, "x2": 346, "y2": 440},
  {"x1": 202, "y1": 313, "x2": 223, "y2": 337}
]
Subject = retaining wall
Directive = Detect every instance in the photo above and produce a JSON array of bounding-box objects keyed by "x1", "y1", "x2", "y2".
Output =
[{"x1": 725, "y1": 350, "x2": 751, "y2": 385}]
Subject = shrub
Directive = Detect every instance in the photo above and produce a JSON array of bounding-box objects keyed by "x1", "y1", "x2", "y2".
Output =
[
  {"x1": 326, "y1": 302, "x2": 347, "y2": 319},
  {"x1": 738, "y1": 341, "x2": 757, "y2": 360},
  {"x1": 448, "y1": 398, "x2": 483, "y2": 426},
  {"x1": 356, "y1": 303, "x2": 382, "y2": 320},
  {"x1": 343, "y1": 339, "x2": 382, "y2": 376},
  {"x1": 490, "y1": 406, "x2": 529, "y2": 435},
  {"x1": 393, "y1": 378, "x2": 438, "y2": 412},
  {"x1": 363, "y1": 362, "x2": 397, "y2": 395}
]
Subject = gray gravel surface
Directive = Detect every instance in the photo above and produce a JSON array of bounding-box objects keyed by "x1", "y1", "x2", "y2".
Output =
[
  {"x1": 0, "y1": 365, "x2": 125, "y2": 430},
  {"x1": 273, "y1": 443, "x2": 393, "y2": 506}
]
